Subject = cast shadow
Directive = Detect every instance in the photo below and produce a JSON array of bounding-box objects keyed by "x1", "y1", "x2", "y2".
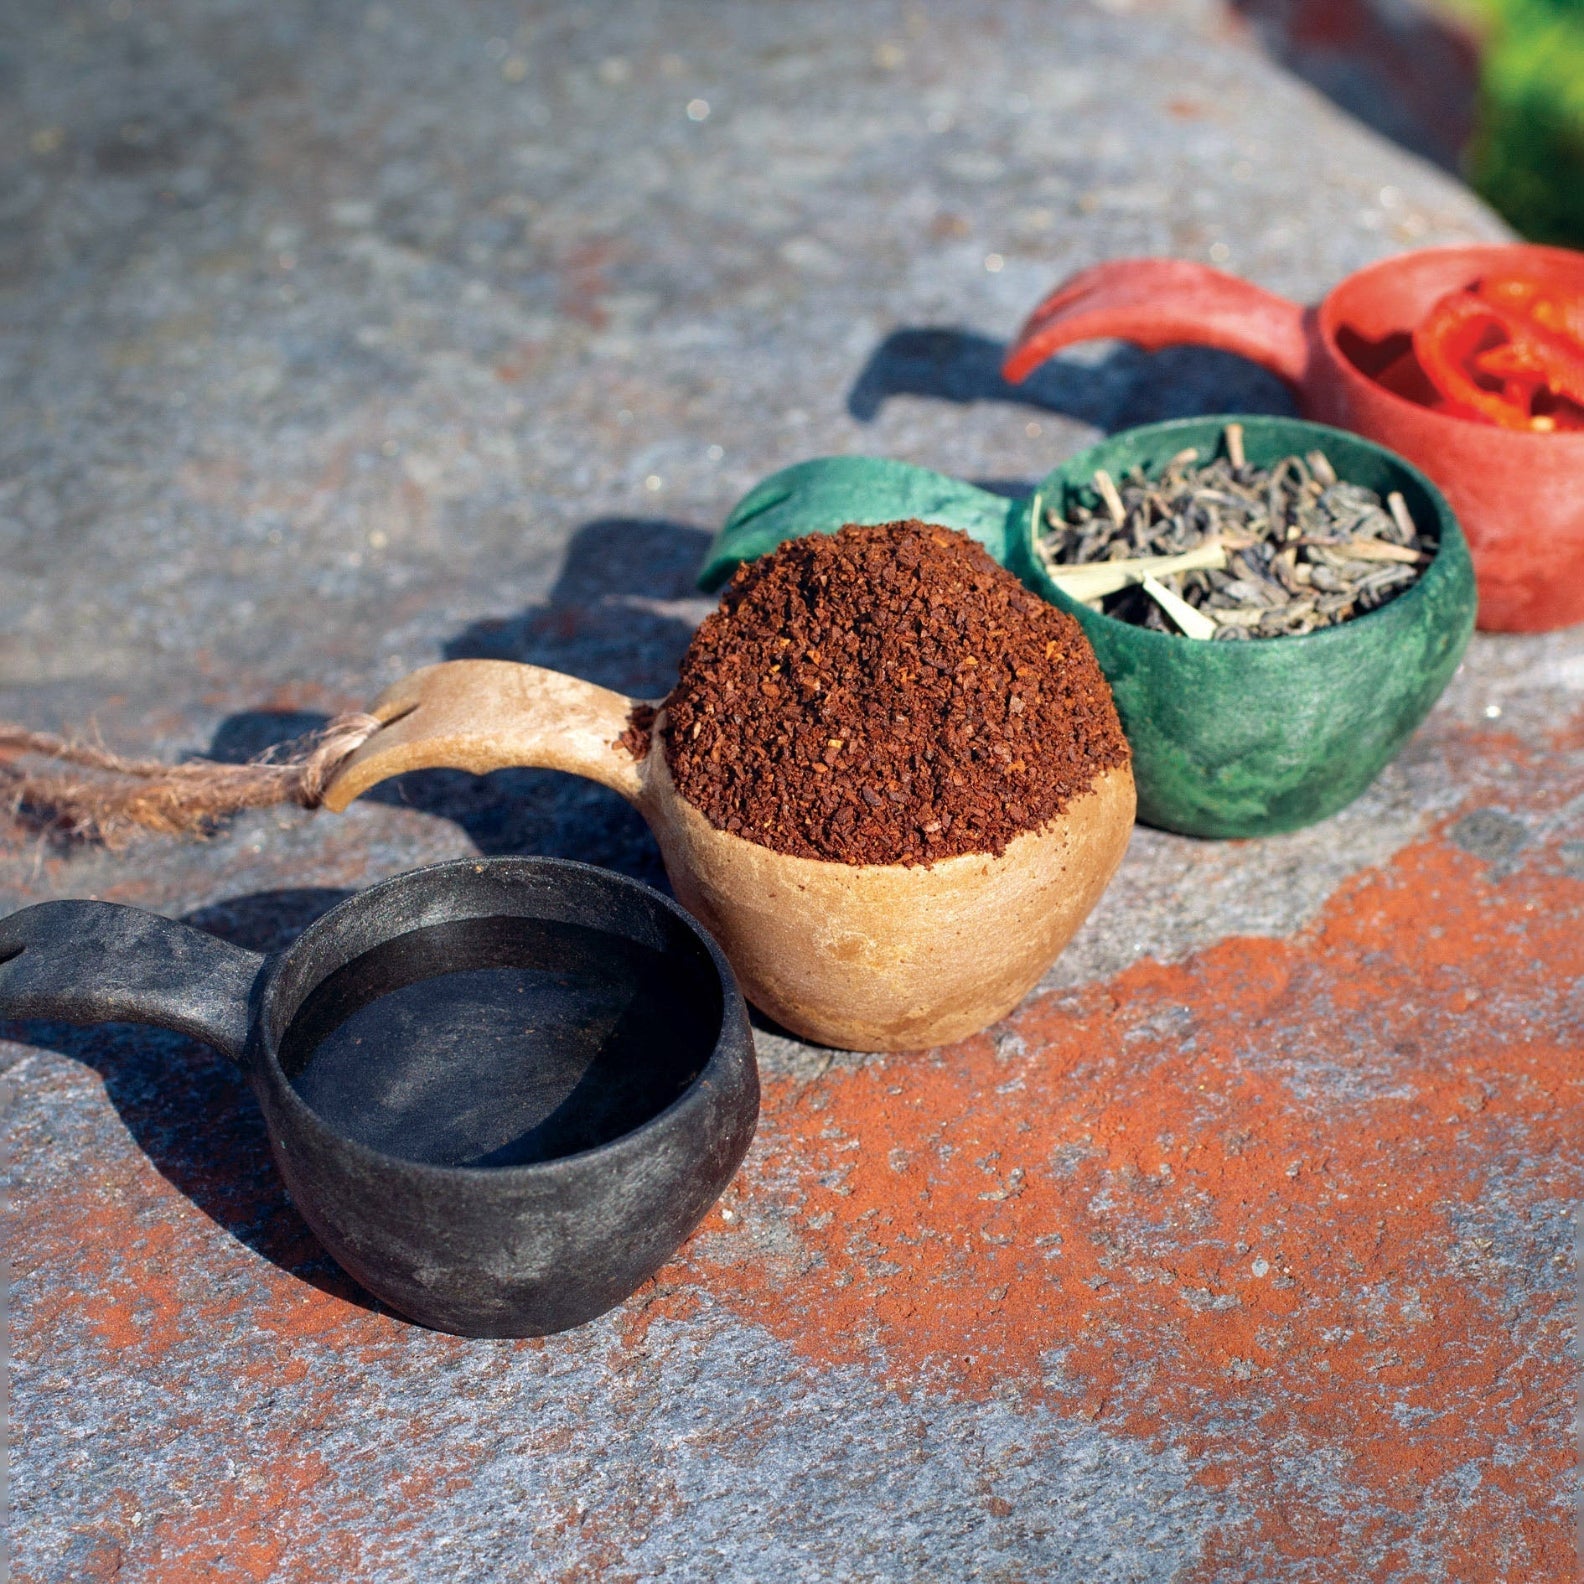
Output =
[
  {"x1": 1229, "y1": 0, "x2": 1477, "y2": 173},
  {"x1": 201, "y1": 517, "x2": 816, "y2": 1056},
  {"x1": 0, "y1": 872, "x2": 836, "y2": 1338},
  {"x1": 0, "y1": 886, "x2": 389, "y2": 1313},
  {"x1": 847, "y1": 326, "x2": 1297, "y2": 431},
  {"x1": 210, "y1": 516, "x2": 713, "y2": 885},
  {"x1": 3, "y1": 502, "x2": 885, "y2": 1301}
]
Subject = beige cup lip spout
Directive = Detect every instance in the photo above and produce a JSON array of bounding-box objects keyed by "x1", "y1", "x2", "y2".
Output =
[{"x1": 322, "y1": 658, "x2": 1136, "y2": 1052}]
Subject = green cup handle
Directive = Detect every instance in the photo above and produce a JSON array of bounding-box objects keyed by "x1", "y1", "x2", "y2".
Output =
[{"x1": 697, "y1": 455, "x2": 1030, "y2": 591}]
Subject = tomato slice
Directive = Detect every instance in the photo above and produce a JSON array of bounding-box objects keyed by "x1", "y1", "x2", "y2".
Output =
[
  {"x1": 1477, "y1": 274, "x2": 1584, "y2": 345},
  {"x1": 1413, "y1": 281, "x2": 1584, "y2": 430},
  {"x1": 1413, "y1": 292, "x2": 1535, "y2": 428}
]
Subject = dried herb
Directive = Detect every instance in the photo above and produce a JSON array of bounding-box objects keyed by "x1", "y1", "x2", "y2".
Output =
[
  {"x1": 1035, "y1": 425, "x2": 1435, "y2": 640},
  {"x1": 661, "y1": 521, "x2": 1129, "y2": 865}
]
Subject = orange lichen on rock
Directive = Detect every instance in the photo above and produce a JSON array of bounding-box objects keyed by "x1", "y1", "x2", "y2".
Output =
[
  {"x1": 669, "y1": 766, "x2": 1583, "y2": 1577},
  {"x1": 9, "y1": 716, "x2": 1580, "y2": 1581}
]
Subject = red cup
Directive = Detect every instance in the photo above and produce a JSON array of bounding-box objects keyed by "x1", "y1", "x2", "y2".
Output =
[{"x1": 1003, "y1": 245, "x2": 1584, "y2": 633}]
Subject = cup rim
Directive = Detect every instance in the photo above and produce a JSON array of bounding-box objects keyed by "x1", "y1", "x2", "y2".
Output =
[
  {"x1": 1024, "y1": 414, "x2": 1468, "y2": 656},
  {"x1": 1317, "y1": 242, "x2": 1584, "y2": 447},
  {"x1": 256, "y1": 853, "x2": 749, "y2": 1183}
]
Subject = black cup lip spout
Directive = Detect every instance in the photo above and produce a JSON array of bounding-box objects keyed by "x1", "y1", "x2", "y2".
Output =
[
  {"x1": 0, "y1": 854, "x2": 761, "y2": 1337},
  {"x1": 257, "y1": 855, "x2": 738, "y2": 1181}
]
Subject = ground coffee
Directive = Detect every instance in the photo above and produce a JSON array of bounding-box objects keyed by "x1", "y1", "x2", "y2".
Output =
[{"x1": 653, "y1": 521, "x2": 1129, "y2": 865}]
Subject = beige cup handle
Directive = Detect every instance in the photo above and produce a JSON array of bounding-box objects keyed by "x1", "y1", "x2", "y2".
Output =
[{"x1": 320, "y1": 660, "x2": 651, "y2": 812}]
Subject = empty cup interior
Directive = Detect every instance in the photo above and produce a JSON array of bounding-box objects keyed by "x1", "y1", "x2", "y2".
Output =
[{"x1": 271, "y1": 869, "x2": 724, "y2": 1169}]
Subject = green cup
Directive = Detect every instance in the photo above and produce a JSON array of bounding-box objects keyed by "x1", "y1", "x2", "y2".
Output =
[{"x1": 699, "y1": 416, "x2": 1476, "y2": 838}]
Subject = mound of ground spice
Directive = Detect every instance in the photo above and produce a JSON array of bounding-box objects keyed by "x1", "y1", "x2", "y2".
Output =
[{"x1": 657, "y1": 521, "x2": 1129, "y2": 865}]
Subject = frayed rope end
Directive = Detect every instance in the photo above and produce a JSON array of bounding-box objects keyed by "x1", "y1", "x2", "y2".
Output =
[{"x1": 0, "y1": 713, "x2": 382, "y2": 847}]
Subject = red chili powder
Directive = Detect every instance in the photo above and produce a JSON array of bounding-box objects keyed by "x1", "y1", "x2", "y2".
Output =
[{"x1": 656, "y1": 521, "x2": 1129, "y2": 865}]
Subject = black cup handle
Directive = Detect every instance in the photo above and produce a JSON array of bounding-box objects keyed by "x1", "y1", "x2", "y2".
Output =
[{"x1": 0, "y1": 901, "x2": 264, "y2": 1064}]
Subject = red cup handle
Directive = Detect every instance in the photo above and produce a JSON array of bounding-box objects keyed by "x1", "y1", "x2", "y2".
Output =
[{"x1": 1002, "y1": 259, "x2": 1311, "y2": 389}]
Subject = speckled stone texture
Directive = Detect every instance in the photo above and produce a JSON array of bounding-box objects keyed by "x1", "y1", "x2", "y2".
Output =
[{"x1": 2, "y1": 1, "x2": 1579, "y2": 1579}]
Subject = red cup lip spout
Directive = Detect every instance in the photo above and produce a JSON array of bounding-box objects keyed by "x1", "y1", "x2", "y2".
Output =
[{"x1": 1317, "y1": 241, "x2": 1584, "y2": 449}]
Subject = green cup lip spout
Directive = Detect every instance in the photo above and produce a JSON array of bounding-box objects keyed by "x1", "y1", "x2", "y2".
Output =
[{"x1": 698, "y1": 415, "x2": 1477, "y2": 839}]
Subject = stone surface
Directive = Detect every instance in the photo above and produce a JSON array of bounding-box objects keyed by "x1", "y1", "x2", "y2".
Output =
[{"x1": 3, "y1": 1, "x2": 1579, "y2": 1579}]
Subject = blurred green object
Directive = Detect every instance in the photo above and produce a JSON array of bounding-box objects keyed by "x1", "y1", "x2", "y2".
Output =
[{"x1": 1469, "y1": 0, "x2": 1584, "y2": 246}]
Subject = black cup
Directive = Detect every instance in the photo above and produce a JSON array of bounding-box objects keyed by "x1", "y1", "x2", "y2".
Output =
[{"x1": 0, "y1": 857, "x2": 759, "y2": 1337}]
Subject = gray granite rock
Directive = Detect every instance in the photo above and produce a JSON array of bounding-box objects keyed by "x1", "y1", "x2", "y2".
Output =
[{"x1": 8, "y1": 2, "x2": 1575, "y2": 1580}]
